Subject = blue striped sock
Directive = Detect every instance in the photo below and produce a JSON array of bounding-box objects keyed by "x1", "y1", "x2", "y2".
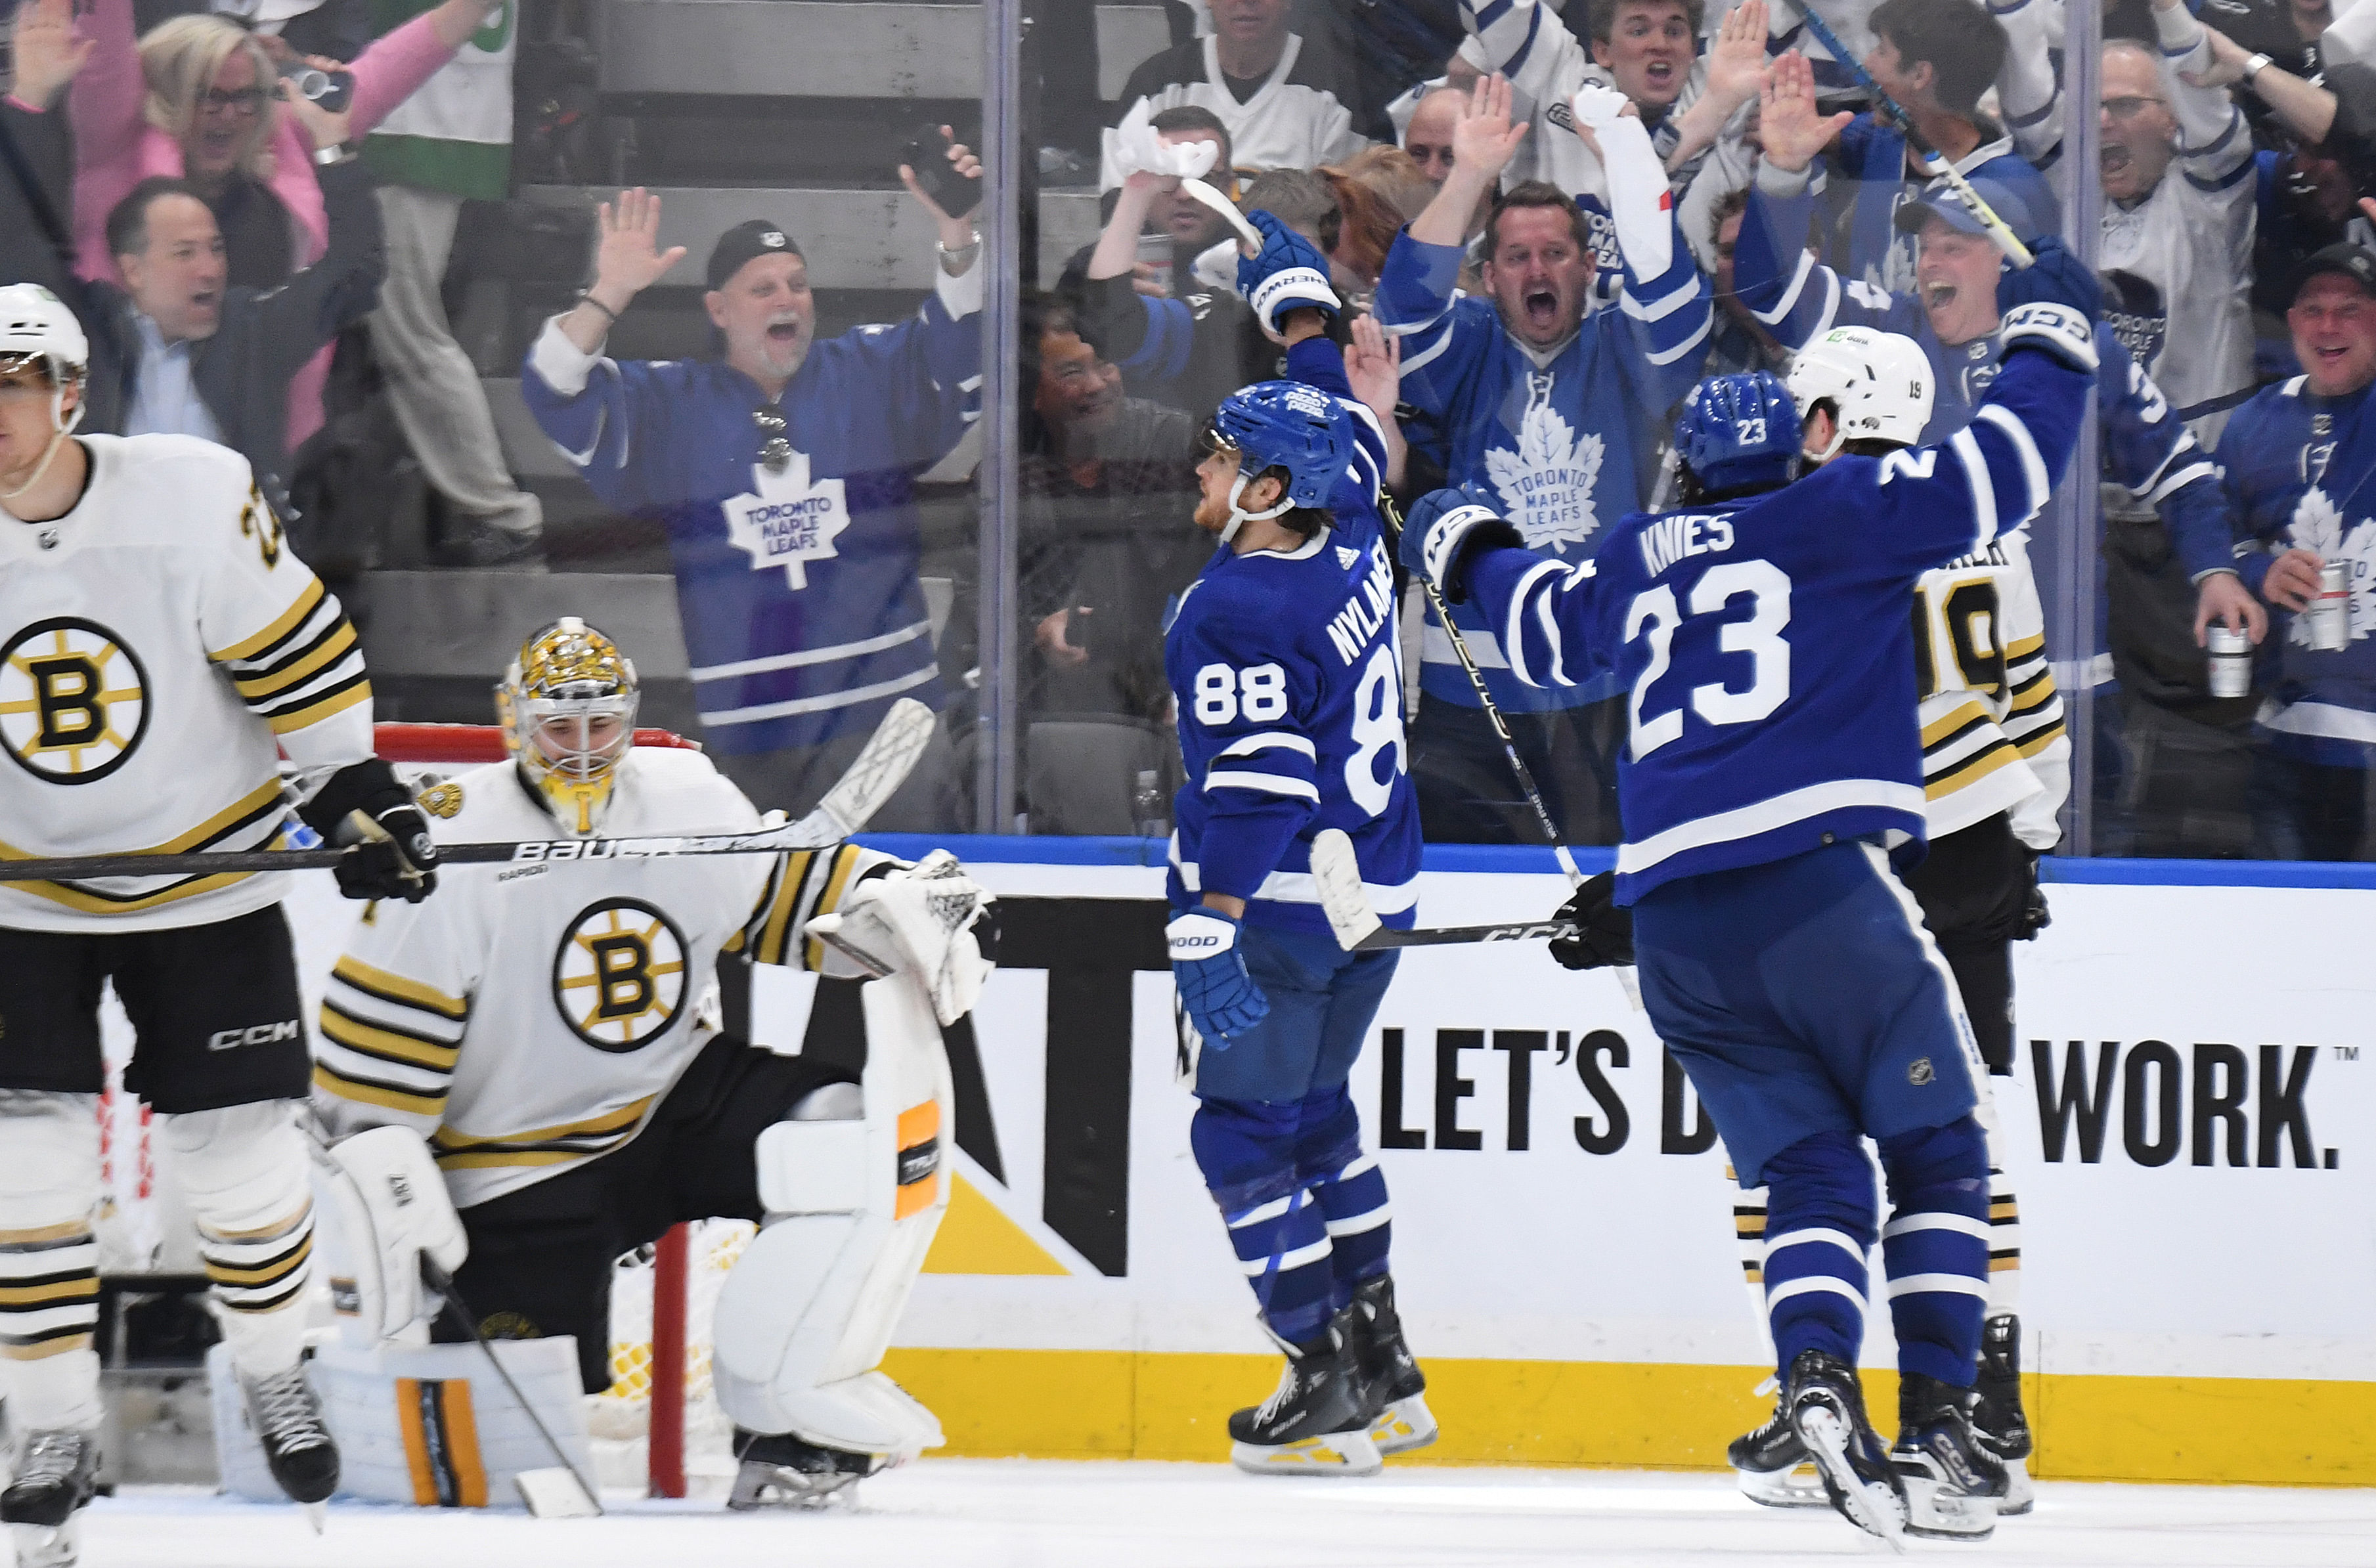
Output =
[
  {"x1": 1760, "y1": 1131, "x2": 1878, "y2": 1378},
  {"x1": 1879, "y1": 1120, "x2": 1991, "y2": 1385}
]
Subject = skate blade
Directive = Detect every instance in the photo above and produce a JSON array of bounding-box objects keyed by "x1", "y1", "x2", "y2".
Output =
[
  {"x1": 301, "y1": 1502, "x2": 326, "y2": 1536},
  {"x1": 1901, "y1": 1475, "x2": 1998, "y2": 1541},
  {"x1": 1996, "y1": 1457, "x2": 2035, "y2": 1515},
  {"x1": 1370, "y1": 1395, "x2": 1438, "y2": 1456},
  {"x1": 1795, "y1": 1408, "x2": 1906, "y2": 1550},
  {"x1": 726, "y1": 1464, "x2": 866, "y2": 1511},
  {"x1": 1734, "y1": 1461, "x2": 1830, "y2": 1510},
  {"x1": 9, "y1": 1519, "x2": 80, "y2": 1568},
  {"x1": 1228, "y1": 1428, "x2": 1383, "y2": 1478}
]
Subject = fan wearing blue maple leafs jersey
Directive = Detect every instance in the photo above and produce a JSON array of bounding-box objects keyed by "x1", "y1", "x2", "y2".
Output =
[
  {"x1": 1374, "y1": 75, "x2": 1710, "y2": 847},
  {"x1": 521, "y1": 175, "x2": 982, "y2": 827}
]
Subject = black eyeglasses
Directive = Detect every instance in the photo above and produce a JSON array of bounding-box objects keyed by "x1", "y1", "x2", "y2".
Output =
[
  {"x1": 753, "y1": 409, "x2": 791, "y2": 474},
  {"x1": 200, "y1": 86, "x2": 268, "y2": 115}
]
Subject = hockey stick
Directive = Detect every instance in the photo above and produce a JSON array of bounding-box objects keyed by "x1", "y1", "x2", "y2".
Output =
[
  {"x1": 1785, "y1": 0, "x2": 2035, "y2": 267},
  {"x1": 421, "y1": 1259, "x2": 605, "y2": 1518},
  {"x1": 1376, "y1": 495, "x2": 1585, "y2": 889},
  {"x1": 1309, "y1": 828, "x2": 1576, "y2": 950},
  {"x1": 1180, "y1": 176, "x2": 1264, "y2": 252},
  {"x1": 0, "y1": 697, "x2": 936, "y2": 886}
]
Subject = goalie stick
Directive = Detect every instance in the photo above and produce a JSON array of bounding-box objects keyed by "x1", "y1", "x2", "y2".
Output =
[
  {"x1": 0, "y1": 697, "x2": 936, "y2": 886},
  {"x1": 1786, "y1": 0, "x2": 2035, "y2": 267}
]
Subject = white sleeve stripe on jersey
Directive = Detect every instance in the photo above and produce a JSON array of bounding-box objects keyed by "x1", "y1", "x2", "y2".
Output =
[
  {"x1": 1643, "y1": 311, "x2": 1713, "y2": 368},
  {"x1": 1621, "y1": 272, "x2": 1703, "y2": 324},
  {"x1": 1216, "y1": 731, "x2": 1318, "y2": 760},
  {"x1": 314, "y1": 1036, "x2": 451, "y2": 1096},
  {"x1": 1202, "y1": 770, "x2": 1321, "y2": 801},
  {"x1": 1752, "y1": 249, "x2": 1816, "y2": 326},
  {"x1": 1532, "y1": 584, "x2": 1577, "y2": 687},
  {"x1": 2146, "y1": 459, "x2": 2217, "y2": 505},
  {"x1": 1948, "y1": 427, "x2": 2000, "y2": 554},
  {"x1": 1394, "y1": 318, "x2": 1458, "y2": 377},
  {"x1": 1972, "y1": 404, "x2": 2050, "y2": 521},
  {"x1": 1501, "y1": 558, "x2": 1568, "y2": 689},
  {"x1": 320, "y1": 993, "x2": 463, "y2": 1060}
]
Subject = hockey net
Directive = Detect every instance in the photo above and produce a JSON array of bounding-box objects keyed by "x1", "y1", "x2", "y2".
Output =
[{"x1": 380, "y1": 722, "x2": 728, "y2": 1498}]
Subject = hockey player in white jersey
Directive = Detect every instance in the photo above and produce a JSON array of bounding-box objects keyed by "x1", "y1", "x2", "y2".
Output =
[
  {"x1": 0, "y1": 284, "x2": 436, "y2": 1560},
  {"x1": 312, "y1": 617, "x2": 994, "y2": 1508}
]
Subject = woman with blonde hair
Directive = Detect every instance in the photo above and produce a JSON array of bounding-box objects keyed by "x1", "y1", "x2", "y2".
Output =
[{"x1": 69, "y1": 0, "x2": 499, "y2": 449}]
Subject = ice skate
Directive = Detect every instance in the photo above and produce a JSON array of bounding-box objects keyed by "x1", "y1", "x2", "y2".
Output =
[
  {"x1": 1782, "y1": 1349, "x2": 1905, "y2": 1543},
  {"x1": 1973, "y1": 1313, "x2": 2034, "y2": 1515},
  {"x1": 1348, "y1": 1274, "x2": 1436, "y2": 1456},
  {"x1": 1727, "y1": 1397, "x2": 1827, "y2": 1508},
  {"x1": 1891, "y1": 1372, "x2": 2008, "y2": 1541},
  {"x1": 727, "y1": 1429, "x2": 886, "y2": 1509},
  {"x1": 1227, "y1": 1308, "x2": 1382, "y2": 1477},
  {"x1": 3, "y1": 1430, "x2": 97, "y2": 1567},
  {"x1": 241, "y1": 1362, "x2": 340, "y2": 1506}
]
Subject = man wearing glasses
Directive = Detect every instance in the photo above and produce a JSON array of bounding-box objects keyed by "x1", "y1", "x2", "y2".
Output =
[
  {"x1": 2101, "y1": 0, "x2": 2258, "y2": 443},
  {"x1": 521, "y1": 141, "x2": 981, "y2": 825}
]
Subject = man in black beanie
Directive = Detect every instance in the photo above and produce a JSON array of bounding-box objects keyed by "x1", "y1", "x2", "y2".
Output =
[{"x1": 521, "y1": 141, "x2": 982, "y2": 826}]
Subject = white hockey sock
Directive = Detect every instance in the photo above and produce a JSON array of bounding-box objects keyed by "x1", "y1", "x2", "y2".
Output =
[
  {"x1": 0, "y1": 1093, "x2": 104, "y2": 1431},
  {"x1": 162, "y1": 1102, "x2": 316, "y2": 1378}
]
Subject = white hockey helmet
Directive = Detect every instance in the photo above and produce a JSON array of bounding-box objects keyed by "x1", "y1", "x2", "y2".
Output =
[
  {"x1": 0, "y1": 284, "x2": 88, "y2": 387},
  {"x1": 1784, "y1": 325, "x2": 1933, "y2": 460},
  {"x1": 497, "y1": 617, "x2": 641, "y2": 834}
]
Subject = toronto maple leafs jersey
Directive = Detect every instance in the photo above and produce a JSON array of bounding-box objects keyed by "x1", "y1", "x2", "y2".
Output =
[
  {"x1": 1459, "y1": 343, "x2": 2088, "y2": 902},
  {"x1": 2214, "y1": 377, "x2": 2376, "y2": 766},
  {"x1": 0, "y1": 435, "x2": 373, "y2": 933},
  {"x1": 1374, "y1": 212, "x2": 1712, "y2": 713},
  {"x1": 520, "y1": 265, "x2": 980, "y2": 756},
  {"x1": 1165, "y1": 343, "x2": 1420, "y2": 934},
  {"x1": 313, "y1": 745, "x2": 894, "y2": 1206}
]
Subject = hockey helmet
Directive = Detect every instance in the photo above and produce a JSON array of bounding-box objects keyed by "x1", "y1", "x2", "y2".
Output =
[
  {"x1": 0, "y1": 284, "x2": 87, "y2": 388},
  {"x1": 497, "y1": 617, "x2": 641, "y2": 833},
  {"x1": 1674, "y1": 372, "x2": 1803, "y2": 496},
  {"x1": 1784, "y1": 325, "x2": 1933, "y2": 460},
  {"x1": 1203, "y1": 378, "x2": 1353, "y2": 542}
]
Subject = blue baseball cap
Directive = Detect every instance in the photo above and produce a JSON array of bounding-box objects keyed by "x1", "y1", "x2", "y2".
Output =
[{"x1": 1893, "y1": 177, "x2": 2039, "y2": 244}]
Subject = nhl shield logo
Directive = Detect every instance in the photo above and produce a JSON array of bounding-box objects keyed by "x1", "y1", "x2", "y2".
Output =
[{"x1": 1908, "y1": 1057, "x2": 1935, "y2": 1087}]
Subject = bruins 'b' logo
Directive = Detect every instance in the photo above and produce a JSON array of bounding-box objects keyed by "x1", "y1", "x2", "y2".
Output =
[
  {"x1": 552, "y1": 898, "x2": 688, "y2": 1052},
  {"x1": 0, "y1": 619, "x2": 151, "y2": 783}
]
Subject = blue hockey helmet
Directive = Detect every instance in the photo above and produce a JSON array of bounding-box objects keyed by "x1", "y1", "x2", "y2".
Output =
[
  {"x1": 1674, "y1": 372, "x2": 1803, "y2": 496},
  {"x1": 1204, "y1": 378, "x2": 1353, "y2": 539}
]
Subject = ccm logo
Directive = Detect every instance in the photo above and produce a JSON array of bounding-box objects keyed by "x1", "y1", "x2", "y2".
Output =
[{"x1": 208, "y1": 1020, "x2": 300, "y2": 1051}]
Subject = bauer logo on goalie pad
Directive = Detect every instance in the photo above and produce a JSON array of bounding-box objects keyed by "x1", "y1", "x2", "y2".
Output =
[
  {"x1": 550, "y1": 897, "x2": 689, "y2": 1051},
  {"x1": 0, "y1": 617, "x2": 151, "y2": 783}
]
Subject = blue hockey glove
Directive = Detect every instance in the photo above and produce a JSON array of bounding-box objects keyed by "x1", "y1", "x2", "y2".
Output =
[
  {"x1": 1236, "y1": 209, "x2": 1341, "y2": 336},
  {"x1": 1400, "y1": 487, "x2": 1522, "y2": 604},
  {"x1": 1168, "y1": 907, "x2": 1269, "y2": 1044},
  {"x1": 1995, "y1": 236, "x2": 2099, "y2": 373}
]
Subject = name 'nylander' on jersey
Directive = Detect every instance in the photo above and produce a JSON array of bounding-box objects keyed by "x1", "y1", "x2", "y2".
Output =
[
  {"x1": 1166, "y1": 393, "x2": 1422, "y2": 934},
  {"x1": 1461, "y1": 348, "x2": 2088, "y2": 902}
]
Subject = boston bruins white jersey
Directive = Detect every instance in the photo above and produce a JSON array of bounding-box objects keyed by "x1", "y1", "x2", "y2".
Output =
[
  {"x1": 311, "y1": 746, "x2": 891, "y2": 1207},
  {"x1": 1913, "y1": 531, "x2": 2068, "y2": 850},
  {"x1": 0, "y1": 434, "x2": 372, "y2": 932}
]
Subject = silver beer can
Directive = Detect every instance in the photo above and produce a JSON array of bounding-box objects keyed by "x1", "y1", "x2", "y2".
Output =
[
  {"x1": 2310, "y1": 559, "x2": 2352, "y2": 651},
  {"x1": 2206, "y1": 624, "x2": 2253, "y2": 697}
]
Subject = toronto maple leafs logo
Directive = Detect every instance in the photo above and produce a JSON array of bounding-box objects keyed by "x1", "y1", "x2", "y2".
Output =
[
  {"x1": 721, "y1": 448, "x2": 850, "y2": 590},
  {"x1": 2284, "y1": 487, "x2": 2376, "y2": 647},
  {"x1": 1485, "y1": 384, "x2": 1606, "y2": 554}
]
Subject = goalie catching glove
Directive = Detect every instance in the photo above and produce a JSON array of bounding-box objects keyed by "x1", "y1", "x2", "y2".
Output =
[
  {"x1": 1235, "y1": 209, "x2": 1341, "y2": 336},
  {"x1": 806, "y1": 850, "x2": 996, "y2": 1026},
  {"x1": 313, "y1": 1125, "x2": 468, "y2": 1346},
  {"x1": 299, "y1": 758, "x2": 439, "y2": 902}
]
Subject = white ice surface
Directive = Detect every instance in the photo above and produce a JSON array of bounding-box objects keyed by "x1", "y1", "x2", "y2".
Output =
[{"x1": 64, "y1": 1461, "x2": 2375, "y2": 1568}]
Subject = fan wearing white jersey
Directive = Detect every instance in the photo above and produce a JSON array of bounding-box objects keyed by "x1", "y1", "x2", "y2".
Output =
[
  {"x1": 0, "y1": 284, "x2": 435, "y2": 1560},
  {"x1": 313, "y1": 618, "x2": 994, "y2": 1508}
]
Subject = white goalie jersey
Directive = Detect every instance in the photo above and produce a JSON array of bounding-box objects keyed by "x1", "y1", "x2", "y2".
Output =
[
  {"x1": 311, "y1": 745, "x2": 895, "y2": 1206},
  {"x1": 1913, "y1": 531, "x2": 2069, "y2": 850},
  {"x1": 0, "y1": 434, "x2": 373, "y2": 932}
]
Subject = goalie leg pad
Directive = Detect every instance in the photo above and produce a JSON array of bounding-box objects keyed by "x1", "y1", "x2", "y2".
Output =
[
  {"x1": 160, "y1": 1101, "x2": 316, "y2": 1376},
  {"x1": 314, "y1": 1125, "x2": 469, "y2": 1348},
  {"x1": 714, "y1": 979, "x2": 953, "y2": 1455},
  {"x1": 0, "y1": 1093, "x2": 103, "y2": 1431}
]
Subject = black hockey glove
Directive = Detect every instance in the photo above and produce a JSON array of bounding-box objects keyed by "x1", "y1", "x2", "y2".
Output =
[
  {"x1": 2013, "y1": 850, "x2": 2050, "y2": 941},
  {"x1": 299, "y1": 758, "x2": 439, "y2": 904},
  {"x1": 1547, "y1": 873, "x2": 1634, "y2": 971}
]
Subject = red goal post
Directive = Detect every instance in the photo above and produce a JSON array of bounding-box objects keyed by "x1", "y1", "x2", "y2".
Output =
[{"x1": 374, "y1": 720, "x2": 708, "y2": 1500}]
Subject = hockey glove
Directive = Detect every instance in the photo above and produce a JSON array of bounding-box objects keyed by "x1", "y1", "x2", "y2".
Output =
[
  {"x1": 1401, "y1": 486, "x2": 1522, "y2": 603},
  {"x1": 1168, "y1": 907, "x2": 1269, "y2": 1044},
  {"x1": 1109, "y1": 120, "x2": 1220, "y2": 183},
  {"x1": 299, "y1": 758, "x2": 439, "y2": 904},
  {"x1": 2014, "y1": 850, "x2": 2051, "y2": 941},
  {"x1": 1236, "y1": 209, "x2": 1341, "y2": 336},
  {"x1": 1547, "y1": 873, "x2": 1635, "y2": 971},
  {"x1": 1996, "y1": 237, "x2": 2099, "y2": 372}
]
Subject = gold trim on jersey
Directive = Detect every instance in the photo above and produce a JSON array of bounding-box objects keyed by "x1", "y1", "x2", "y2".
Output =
[
  {"x1": 330, "y1": 956, "x2": 468, "y2": 1021},
  {"x1": 319, "y1": 1001, "x2": 462, "y2": 1073},
  {"x1": 229, "y1": 619, "x2": 357, "y2": 705},
  {"x1": 429, "y1": 1097, "x2": 656, "y2": 1169},
  {"x1": 732, "y1": 844, "x2": 871, "y2": 969},
  {"x1": 261, "y1": 676, "x2": 371, "y2": 736},
  {"x1": 0, "y1": 779, "x2": 286, "y2": 913},
  {"x1": 804, "y1": 846, "x2": 864, "y2": 971},
  {"x1": 313, "y1": 1060, "x2": 448, "y2": 1119},
  {"x1": 208, "y1": 578, "x2": 324, "y2": 664}
]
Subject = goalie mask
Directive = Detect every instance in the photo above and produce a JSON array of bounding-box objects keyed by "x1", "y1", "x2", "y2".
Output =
[{"x1": 498, "y1": 617, "x2": 639, "y2": 833}]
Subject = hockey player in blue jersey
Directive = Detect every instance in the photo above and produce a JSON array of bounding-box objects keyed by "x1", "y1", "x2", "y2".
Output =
[
  {"x1": 1373, "y1": 72, "x2": 1712, "y2": 846},
  {"x1": 1401, "y1": 245, "x2": 2101, "y2": 1541},
  {"x1": 1165, "y1": 222, "x2": 1432, "y2": 1477}
]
